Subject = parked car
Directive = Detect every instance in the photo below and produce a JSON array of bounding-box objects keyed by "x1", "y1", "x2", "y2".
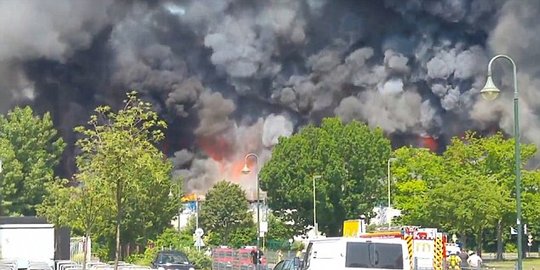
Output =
[
  {"x1": 273, "y1": 258, "x2": 302, "y2": 270},
  {"x1": 150, "y1": 250, "x2": 195, "y2": 270}
]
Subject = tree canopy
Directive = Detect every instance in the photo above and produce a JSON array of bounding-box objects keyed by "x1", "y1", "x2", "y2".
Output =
[
  {"x1": 39, "y1": 92, "x2": 178, "y2": 266},
  {"x1": 199, "y1": 181, "x2": 256, "y2": 247},
  {"x1": 392, "y1": 132, "x2": 537, "y2": 252},
  {"x1": 0, "y1": 106, "x2": 65, "y2": 216},
  {"x1": 259, "y1": 117, "x2": 392, "y2": 236}
]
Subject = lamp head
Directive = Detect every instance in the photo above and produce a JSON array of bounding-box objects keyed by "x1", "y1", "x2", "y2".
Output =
[
  {"x1": 480, "y1": 75, "x2": 500, "y2": 101},
  {"x1": 241, "y1": 164, "x2": 251, "y2": 174}
]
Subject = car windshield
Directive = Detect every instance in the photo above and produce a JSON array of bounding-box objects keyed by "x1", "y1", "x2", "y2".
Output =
[
  {"x1": 345, "y1": 242, "x2": 403, "y2": 269},
  {"x1": 158, "y1": 252, "x2": 189, "y2": 264}
]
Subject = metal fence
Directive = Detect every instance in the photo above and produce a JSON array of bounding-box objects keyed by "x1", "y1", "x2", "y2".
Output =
[
  {"x1": 0, "y1": 261, "x2": 53, "y2": 270},
  {"x1": 54, "y1": 260, "x2": 151, "y2": 270},
  {"x1": 212, "y1": 248, "x2": 272, "y2": 270}
]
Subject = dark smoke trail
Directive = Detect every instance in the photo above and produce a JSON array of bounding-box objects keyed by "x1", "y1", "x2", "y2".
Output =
[{"x1": 0, "y1": 0, "x2": 538, "y2": 192}]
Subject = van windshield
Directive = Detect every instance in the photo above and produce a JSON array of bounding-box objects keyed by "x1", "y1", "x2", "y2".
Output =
[{"x1": 345, "y1": 242, "x2": 403, "y2": 269}]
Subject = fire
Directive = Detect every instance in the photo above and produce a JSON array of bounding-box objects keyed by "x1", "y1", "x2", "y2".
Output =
[
  {"x1": 228, "y1": 159, "x2": 248, "y2": 181},
  {"x1": 196, "y1": 134, "x2": 253, "y2": 184},
  {"x1": 197, "y1": 135, "x2": 232, "y2": 161},
  {"x1": 419, "y1": 134, "x2": 438, "y2": 152}
]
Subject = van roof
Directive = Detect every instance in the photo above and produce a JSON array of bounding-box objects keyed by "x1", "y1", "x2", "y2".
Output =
[{"x1": 308, "y1": 237, "x2": 405, "y2": 244}]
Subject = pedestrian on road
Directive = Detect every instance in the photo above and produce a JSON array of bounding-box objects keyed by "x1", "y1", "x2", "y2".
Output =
[
  {"x1": 448, "y1": 251, "x2": 462, "y2": 270},
  {"x1": 467, "y1": 251, "x2": 483, "y2": 270},
  {"x1": 251, "y1": 248, "x2": 263, "y2": 270},
  {"x1": 458, "y1": 249, "x2": 469, "y2": 269}
]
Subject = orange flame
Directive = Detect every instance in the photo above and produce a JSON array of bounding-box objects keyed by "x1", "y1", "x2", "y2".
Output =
[
  {"x1": 197, "y1": 135, "x2": 232, "y2": 161},
  {"x1": 419, "y1": 135, "x2": 438, "y2": 152}
]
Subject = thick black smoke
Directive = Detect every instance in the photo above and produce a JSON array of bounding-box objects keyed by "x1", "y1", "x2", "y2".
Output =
[{"x1": 1, "y1": 0, "x2": 538, "y2": 192}]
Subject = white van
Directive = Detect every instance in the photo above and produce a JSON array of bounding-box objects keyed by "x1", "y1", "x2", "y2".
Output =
[{"x1": 301, "y1": 237, "x2": 410, "y2": 270}]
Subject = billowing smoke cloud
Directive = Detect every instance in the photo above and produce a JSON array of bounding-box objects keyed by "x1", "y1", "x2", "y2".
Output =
[
  {"x1": 473, "y1": 0, "x2": 540, "y2": 155},
  {"x1": 0, "y1": 0, "x2": 115, "y2": 110},
  {"x1": 1, "y1": 0, "x2": 539, "y2": 192}
]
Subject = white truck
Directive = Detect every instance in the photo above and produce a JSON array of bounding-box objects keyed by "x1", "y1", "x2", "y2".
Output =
[
  {"x1": 302, "y1": 237, "x2": 410, "y2": 270},
  {"x1": 0, "y1": 217, "x2": 69, "y2": 269}
]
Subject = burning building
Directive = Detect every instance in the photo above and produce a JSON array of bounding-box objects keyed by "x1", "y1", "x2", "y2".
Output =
[{"x1": 1, "y1": 0, "x2": 540, "y2": 194}]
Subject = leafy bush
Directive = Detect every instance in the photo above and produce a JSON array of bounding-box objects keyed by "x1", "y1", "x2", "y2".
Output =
[
  {"x1": 182, "y1": 247, "x2": 212, "y2": 270},
  {"x1": 125, "y1": 228, "x2": 212, "y2": 270},
  {"x1": 505, "y1": 242, "x2": 517, "y2": 253}
]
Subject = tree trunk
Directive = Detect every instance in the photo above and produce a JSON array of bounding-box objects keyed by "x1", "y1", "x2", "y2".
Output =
[
  {"x1": 459, "y1": 233, "x2": 467, "y2": 251},
  {"x1": 83, "y1": 232, "x2": 90, "y2": 270},
  {"x1": 496, "y1": 219, "x2": 504, "y2": 260},
  {"x1": 114, "y1": 179, "x2": 122, "y2": 270},
  {"x1": 476, "y1": 227, "x2": 483, "y2": 257},
  {"x1": 114, "y1": 211, "x2": 121, "y2": 270}
]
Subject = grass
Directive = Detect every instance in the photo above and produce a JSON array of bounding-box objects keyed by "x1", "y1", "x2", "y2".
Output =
[{"x1": 484, "y1": 258, "x2": 540, "y2": 269}]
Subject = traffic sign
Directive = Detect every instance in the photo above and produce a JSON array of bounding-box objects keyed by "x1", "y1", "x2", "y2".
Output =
[
  {"x1": 510, "y1": 227, "x2": 517, "y2": 235},
  {"x1": 195, "y1": 228, "x2": 204, "y2": 237},
  {"x1": 194, "y1": 237, "x2": 205, "y2": 247},
  {"x1": 260, "y1": 221, "x2": 268, "y2": 233}
]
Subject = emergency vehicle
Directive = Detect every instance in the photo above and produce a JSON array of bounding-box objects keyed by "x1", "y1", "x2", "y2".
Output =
[
  {"x1": 353, "y1": 225, "x2": 448, "y2": 270},
  {"x1": 302, "y1": 236, "x2": 410, "y2": 270}
]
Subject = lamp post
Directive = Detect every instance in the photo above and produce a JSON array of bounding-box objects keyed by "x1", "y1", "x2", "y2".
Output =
[
  {"x1": 242, "y1": 153, "x2": 260, "y2": 266},
  {"x1": 0, "y1": 159, "x2": 3, "y2": 216},
  {"x1": 312, "y1": 175, "x2": 322, "y2": 238},
  {"x1": 387, "y1": 158, "x2": 397, "y2": 229},
  {"x1": 168, "y1": 185, "x2": 182, "y2": 231},
  {"x1": 480, "y1": 54, "x2": 522, "y2": 270}
]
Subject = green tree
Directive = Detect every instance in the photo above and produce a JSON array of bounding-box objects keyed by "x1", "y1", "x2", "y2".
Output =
[
  {"x1": 392, "y1": 132, "x2": 536, "y2": 255},
  {"x1": 521, "y1": 170, "x2": 540, "y2": 252},
  {"x1": 37, "y1": 177, "x2": 112, "y2": 270},
  {"x1": 74, "y1": 91, "x2": 177, "y2": 268},
  {"x1": 391, "y1": 147, "x2": 445, "y2": 226},
  {"x1": 266, "y1": 213, "x2": 294, "y2": 242},
  {"x1": 0, "y1": 106, "x2": 65, "y2": 216},
  {"x1": 260, "y1": 117, "x2": 392, "y2": 236},
  {"x1": 199, "y1": 181, "x2": 255, "y2": 247}
]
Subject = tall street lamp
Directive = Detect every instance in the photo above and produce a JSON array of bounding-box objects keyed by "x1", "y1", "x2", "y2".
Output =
[
  {"x1": 312, "y1": 175, "x2": 322, "y2": 238},
  {"x1": 242, "y1": 153, "x2": 260, "y2": 266},
  {"x1": 0, "y1": 159, "x2": 3, "y2": 216},
  {"x1": 480, "y1": 54, "x2": 522, "y2": 270},
  {"x1": 168, "y1": 183, "x2": 183, "y2": 231},
  {"x1": 387, "y1": 158, "x2": 397, "y2": 229}
]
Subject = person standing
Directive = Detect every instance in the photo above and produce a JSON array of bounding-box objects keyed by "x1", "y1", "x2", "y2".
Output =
[
  {"x1": 458, "y1": 249, "x2": 469, "y2": 269},
  {"x1": 448, "y1": 252, "x2": 462, "y2": 270},
  {"x1": 277, "y1": 250, "x2": 283, "y2": 262},
  {"x1": 251, "y1": 248, "x2": 263, "y2": 270},
  {"x1": 467, "y1": 251, "x2": 483, "y2": 270}
]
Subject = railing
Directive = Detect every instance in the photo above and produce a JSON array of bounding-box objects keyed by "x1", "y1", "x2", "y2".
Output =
[{"x1": 212, "y1": 248, "x2": 270, "y2": 270}]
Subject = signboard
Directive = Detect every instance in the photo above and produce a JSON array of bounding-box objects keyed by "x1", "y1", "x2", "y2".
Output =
[
  {"x1": 415, "y1": 228, "x2": 437, "y2": 239},
  {"x1": 194, "y1": 237, "x2": 205, "y2": 247},
  {"x1": 260, "y1": 221, "x2": 268, "y2": 233},
  {"x1": 413, "y1": 239, "x2": 434, "y2": 269},
  {"x1": 343, "y1": 220, "x2": 360, "y2": 237}
]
